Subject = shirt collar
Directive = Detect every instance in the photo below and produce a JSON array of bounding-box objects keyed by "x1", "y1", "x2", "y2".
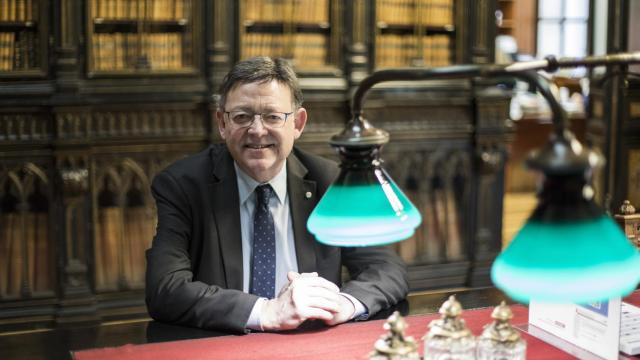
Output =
[{"x1": 235, "y1": 162, "x2": 287, "y2": 206}]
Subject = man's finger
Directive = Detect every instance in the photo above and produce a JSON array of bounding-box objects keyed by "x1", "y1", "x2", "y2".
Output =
[
  {"x1": 296, "y1": 286, "x2": 342, "y2": 304},
  {"x1": 299, "y1": 272, "x2": 318, "y2": 278},
  {"x1": 292, "y1": 290, "x2": 341, "y2": 313},
  {"x1": 287, "y1": 271, "x2": 301, "y2": 281},
  {"x1": 291, "y1": 275, "x2": 340, "y2": 293},
  {"x1": 296, "y1": 306, "x2": 335, "y2": 321}
]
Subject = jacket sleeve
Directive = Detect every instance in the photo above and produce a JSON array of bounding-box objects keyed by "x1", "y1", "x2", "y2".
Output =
[
  {"x1": 145, "y1": 170, "x2": 258, "y2": 333},
  {"x1": 339, "y1": 246, "x2": 409, "y2": 318}
]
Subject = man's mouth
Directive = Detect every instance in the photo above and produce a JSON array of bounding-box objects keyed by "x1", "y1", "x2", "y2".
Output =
[{"x1": 246, "y1": 144, "x2": 274, "y2": 149}]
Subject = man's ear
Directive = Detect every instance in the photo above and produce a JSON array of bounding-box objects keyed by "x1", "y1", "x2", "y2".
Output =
[
  {"x1": 215, "y1": 110, "x2": 227, "y2": 139},
  {"x1": 293, "y1": 107, "x2": 307, "y2": 140}
]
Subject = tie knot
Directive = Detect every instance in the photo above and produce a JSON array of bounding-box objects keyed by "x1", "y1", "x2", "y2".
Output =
[{"x1": 256, "y1": 184, "x2": 273, "y2": 208}]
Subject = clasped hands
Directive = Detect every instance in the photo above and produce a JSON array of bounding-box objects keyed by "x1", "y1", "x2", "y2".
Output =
[{"x1": 260, "y1": 271, "x2": 356, "y2": 331}]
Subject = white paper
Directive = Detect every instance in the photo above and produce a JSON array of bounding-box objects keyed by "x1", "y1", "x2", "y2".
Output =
[{"x1": 529, "y1": 298, "x2": 622, "y2": 360}]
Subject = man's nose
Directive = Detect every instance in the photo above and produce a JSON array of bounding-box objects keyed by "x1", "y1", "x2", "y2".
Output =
[{"x1": 247, "y1": 114, "x2": 267, "y2": 131}]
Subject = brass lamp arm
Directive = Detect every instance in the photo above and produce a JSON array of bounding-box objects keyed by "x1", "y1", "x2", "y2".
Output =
[{"x1": 351, "y1": 52, "x2": 640, "y2": 139}]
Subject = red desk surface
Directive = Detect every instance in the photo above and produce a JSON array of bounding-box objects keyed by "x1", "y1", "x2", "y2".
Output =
[{"x1": 74, "y1": 291, "x2": 640, "y2": 360}]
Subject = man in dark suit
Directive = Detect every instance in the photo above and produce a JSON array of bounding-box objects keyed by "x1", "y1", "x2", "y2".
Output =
[{"x1": 145, "y1": 57, "x2": 408, "y2": 333}]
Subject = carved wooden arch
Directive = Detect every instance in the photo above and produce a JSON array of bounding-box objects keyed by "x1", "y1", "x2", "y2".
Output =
[
  {"x1": 95, "y1": 167, "x2": 124, "y2": 207},
  {"x1": 458, "y1": 150, "x2": 473, "y2": 177},
  {"x1": 119, "y1": 158, "x2": 152, "y2": 207},
  {"x1": 424, "y1": 149, "x2": 449, "y2": 190},
  {"x1": 0, "y1": 170, "x2": 24, "y2": 204},
  {"x1": 21, "y1": 163, "x2": 50, "y2": 199},
  {"x1": 442, "y1": 151, "x2": 470, "y2": 179},
  {"x1": 385, "y1": 149, "x2": 420, "y2": 192}
]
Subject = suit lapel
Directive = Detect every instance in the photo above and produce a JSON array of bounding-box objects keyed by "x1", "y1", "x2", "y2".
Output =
[
  {"x1": 287, "y1": 154, "x2": 318, "y2": 273},
  {"x1": 209, "y1": 148, "x2": 244, "y2": 291}
]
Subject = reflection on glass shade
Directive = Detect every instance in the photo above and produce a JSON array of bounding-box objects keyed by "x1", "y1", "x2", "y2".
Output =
[
  {"x1": 492, "y1": 214, "x2": 640, "y2": 304},
  {"x1": 308, "y1": 167, "x2": 422, "y2": 247}
]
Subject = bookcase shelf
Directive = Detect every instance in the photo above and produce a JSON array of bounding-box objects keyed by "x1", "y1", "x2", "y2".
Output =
[
  {"x1": 87, "y1": 0, "x2": 199, "y2": 74},
  {"x1": 0, "y1": 21, "x2": 37, "y2": 30},
  {"x1": 0, "y1": 0, "x2": 508, "y2": 332},
  {"x1": 239, "y1": 0, "x2": 340, "y2": 72},
  {"x1": 244, "y1": 22, "x2": 331, "y2": 35},
  {"x1": 0, "y1": 0, "x2": 46, "y2": 76},
  {"x1": 93, "y1": 19, "x2": 190, "y2": 34},
  {"x1": 377, "y1": 23, "x2": 455, "y2": 36},
  {"x1": 373, "y1": 0, "x2": 456, "y2": 69}
]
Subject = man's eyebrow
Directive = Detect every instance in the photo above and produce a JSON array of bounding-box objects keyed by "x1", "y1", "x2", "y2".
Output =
[
  {"x1": 226, "y1": 105, "x2": 283, "y2": 113},
  {"x1": 225, "y1": 106, "x2": 253, "y2": 112}
]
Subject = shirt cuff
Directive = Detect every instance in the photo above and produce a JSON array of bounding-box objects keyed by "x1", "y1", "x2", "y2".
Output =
[
  {"x1": 339, "y1": 292, "x2": 368, "y2": 321},
  {"x1": 245, "y1": 297, "x2": 268, "y2": 331}
]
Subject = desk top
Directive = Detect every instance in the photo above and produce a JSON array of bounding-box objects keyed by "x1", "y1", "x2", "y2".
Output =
[{"x1": 2, "y1": 287, "x2": 639, "y2": 360}]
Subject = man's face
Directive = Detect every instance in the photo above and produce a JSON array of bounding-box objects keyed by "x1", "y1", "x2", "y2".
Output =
[{"x1": 216, "y1": 80, "x2": 307, "y2": 183}]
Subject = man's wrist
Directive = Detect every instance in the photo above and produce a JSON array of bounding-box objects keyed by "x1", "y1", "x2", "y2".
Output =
[
  {"x1": 245, "y1": 297, "x2": 268, "y2": 331},
  {"x1": 339, "y1": 292, "x2": 367, "y2": 320}
]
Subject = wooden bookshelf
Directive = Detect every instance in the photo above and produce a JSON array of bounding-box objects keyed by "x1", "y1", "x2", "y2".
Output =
[
  {"x1": 239, "y1": 0, "x2": 340, "y2": 73},
  {"x1": 0, "y1": 0, "x2": 509, "y2": 331},
  {"x1": 374, "y1": 0, "x2": 455, "y2": 68},
  {"x1": 87, "y1": 0, "x2": 198, "y2": 75},
  {"x1": 0, "y1": 0, "x2": 46, "y2": 76}
]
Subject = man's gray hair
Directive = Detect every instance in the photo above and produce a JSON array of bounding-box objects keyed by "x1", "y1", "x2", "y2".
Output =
[{"x1": 218, "y1": 57, "x2": 303, "y2": 110}]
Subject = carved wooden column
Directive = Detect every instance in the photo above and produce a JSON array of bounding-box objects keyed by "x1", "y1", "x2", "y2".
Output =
[
  {"x1": 468, "y1": 88, "x2": 512, "y2": 286},
  {"x1": 209, "y1": 0, "x2": 233, "y2": 90},
  {"x1": 208, "y1": 0, "x2": 234, "y2": 143},
  {"x1": 345, "y1": 0, "x2": 369, "y2": 87},
  {"x1": 55, "y1": 155, "x2": 98, "y2": 325},
  {"x1": 53, "y1": 0, "x2": 81, "y2": 92},
  {"x1": 463, "y1": 0, "x2": 496, "y2": 64},
  {"x1": 602, "y1": 0, "x2": 638, "y2": 211}
]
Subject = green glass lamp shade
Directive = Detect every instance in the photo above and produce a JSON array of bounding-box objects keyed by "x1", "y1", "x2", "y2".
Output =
[
  {"x1": 491, "y1": 150, "x2": 640, "y2": 303},
  {"x1": 492, "y1": 215, "x2": 640, "y2": 303},
  {"x1": 307, "y1": 143, "x2": 422, "y2": 247},
  {"x1": 308, "y1": 170, "x2": 422, "y2": 247}
]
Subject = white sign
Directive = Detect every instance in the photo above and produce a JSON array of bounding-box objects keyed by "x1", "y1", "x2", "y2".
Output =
[{"x1": 528, "y1": 298, "x2": 622, "y2": 360}]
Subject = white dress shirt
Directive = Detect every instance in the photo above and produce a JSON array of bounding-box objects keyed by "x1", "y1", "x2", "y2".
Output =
[
  {"x1": 234, "y1": 162, "x2": 365, "y2": 330},
  {"x1": 235, "y1": 162, "x2": 298, "y2": 296}
]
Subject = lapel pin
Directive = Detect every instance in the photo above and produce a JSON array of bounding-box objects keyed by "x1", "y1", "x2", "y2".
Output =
[{"x1": 305, "y1": 191, "x2": 312, "y2": 199}]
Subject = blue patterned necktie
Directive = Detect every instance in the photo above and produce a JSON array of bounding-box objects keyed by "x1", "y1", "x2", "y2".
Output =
[{"x1": 250, "y1": 184, "x2": 276, "y2": 299}]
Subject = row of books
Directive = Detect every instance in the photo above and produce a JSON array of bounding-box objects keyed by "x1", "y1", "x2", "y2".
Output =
[
  {"x1": 0, "y1": 213, "x2": 53, "y2": 297},
  {"x1": 377, "y1": 0, "x2": 454, "y2": 27},
  {"x1": 376, "y1": 34, "x2": 451, "y2": 68},
  {"x1": 95, "y1": 207, "x2": 154, "y2": 291},
  {"x1": 242, "y1": 0, "x2": 329, "y2": 24},
  {"x1": 0, "y1": 0, "x2": 37, "y2": 22},
  {"x1": 0, "y1": 31, "x2": 38, "y2": 71},
  {"x1": 92, "y1": 33, "x2": 186, "y2": 71},
  {"x1": 91, "y1": 0, "x2": 191, "y2": 21},
  {"x1": 242, "y1": 33, "x2": 328, "y2": 69}
]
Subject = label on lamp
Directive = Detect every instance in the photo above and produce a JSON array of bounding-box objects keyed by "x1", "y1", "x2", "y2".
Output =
[{"x1": 528, "y1": 298, "x2": 622, "y2": 359}]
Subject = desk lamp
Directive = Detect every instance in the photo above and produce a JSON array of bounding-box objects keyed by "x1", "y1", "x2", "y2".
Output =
[{"x1": 307, "y1": 52, "x2": 640, "y2": 303}]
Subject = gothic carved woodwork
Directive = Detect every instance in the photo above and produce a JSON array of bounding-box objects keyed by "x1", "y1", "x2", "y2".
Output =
[
  {"x1": 0, "y1": 112, "x2": 51, "y2": 142},
  {"x1": 54, "y1": 109, "x2": 205, "y2": 140},
  {"x1": 57, "y1": 156, "x2": 91, "y2": 298},
  {"x1": 0, "y1": 0, "x2": 508, "y2": 331},
  {"x1": 92, "y1": 156, "x2": 160, "y2": 292},
  {"x1": 0, "y1": 162, "x2": 54, "y2": 299}
]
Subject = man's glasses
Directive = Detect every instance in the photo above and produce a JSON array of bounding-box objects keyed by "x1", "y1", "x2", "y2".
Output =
[{"x1": 224, "y1": 111, "x2": 294, "y2": 128}]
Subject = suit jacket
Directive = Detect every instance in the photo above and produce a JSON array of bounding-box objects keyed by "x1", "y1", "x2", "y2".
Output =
[{"x1": 146, "y1": 144, "x2": 408, "y2": 333}]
